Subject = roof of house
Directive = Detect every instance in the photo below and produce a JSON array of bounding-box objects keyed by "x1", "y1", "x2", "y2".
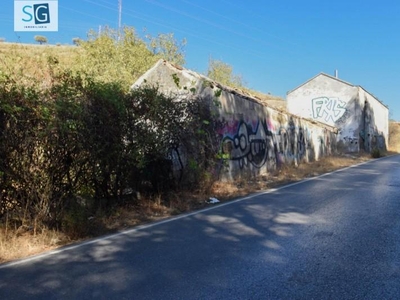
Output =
[
  {"x1": 287, "y1": 72, "x2": 388, "y2": 109},
  {"x1": 287, "y1": 72, "x2": 356, "y2": 95},
  {"x1": 133, "y1": 59, "x2": 286, "y2": 110},
  {"x1": 134, "y1": 60, "x2": 338, "y2": 132}
]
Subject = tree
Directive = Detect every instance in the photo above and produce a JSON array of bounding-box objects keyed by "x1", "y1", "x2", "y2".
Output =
[
  {"x1": 34, "y1": 35, "x2": 48, "y2": 45},
  {"x1": 72, "y1": 37, "x2": 82, "y2": 46},
  {"x1": 75, "y1": 26, "x2": 157, "y2": 89},
  {"x1": 147, "y1": 33, "x2": 187, "y2": 66},
  {"x1": 70, "y1": 26, "x2": 187, "y2": 88},
  {"x1": 207, "y1": 58, "x2": 244, "y2": 88}
]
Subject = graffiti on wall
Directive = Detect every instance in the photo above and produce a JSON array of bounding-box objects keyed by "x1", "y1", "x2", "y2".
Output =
[
  {"x1": 220, "y1": 119, "x2": 318, "y2": 170},
  {"x1": 220, "y1": 120, "x2": 275, "y2": 170},
  {"x1": 341, "y1": 136, "x2": 359, "y2": 152},
  {"x1": 277, "y1": 120, "x2": 308, "y2": 159},
  {"x1": 311, "y1": 97, "x2": 347, "y2": 124},
  {"x1": 343, "y1": 136, "x2": 359, "y2": 145}
]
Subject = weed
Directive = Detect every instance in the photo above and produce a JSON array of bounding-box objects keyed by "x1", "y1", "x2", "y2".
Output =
[
  {"x1": 371, "y1": 148, "x2": 382, "y2": 158},
  {"x1": 61, "y1": 204, "x2": 91, "y2": 239}
]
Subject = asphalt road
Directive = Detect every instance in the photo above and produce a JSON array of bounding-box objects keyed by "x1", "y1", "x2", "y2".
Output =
[{"x1": 1, "y1": 155, "x2": 400, "y2": 299}]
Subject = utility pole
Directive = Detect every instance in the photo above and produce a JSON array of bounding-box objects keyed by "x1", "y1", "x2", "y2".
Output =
[
  {"x1": 118, "y1": 0, "x2": 122, "y2": 31},
  {"x1": 118, "y1": 0, "x2": 122, "y2": 41}
]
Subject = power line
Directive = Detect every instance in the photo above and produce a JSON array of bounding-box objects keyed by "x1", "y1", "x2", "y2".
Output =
[
  {"x1": 79, "y1": 0, "x2": 287, "y2": 55},
  {"x1": 178, "y1": 0, "x2": 297, "y2": 47},
  {"x1": 62, "y1": 0, "x2": 321, "y2": 66},
  {"x1": 60, "y1": 4, "x2": 116, "y2": 24},
  {"x1": 143, "y1": 0, "x2": 327, "y2": 65},
  {"x1": 76, "y1": 0, "x2": 271, "y2": 59},
  {"x1": 143, "y1": 0, "x2": 298, "y2": 55}
]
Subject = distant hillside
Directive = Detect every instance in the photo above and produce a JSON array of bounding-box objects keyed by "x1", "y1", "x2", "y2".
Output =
[
  {"x1": 220, "y1": 85, "x2": 287, "y2": 111},
  {"x1": 0, "y1": 42, "x2": 79, "y2": 59},
  {"x1": 0, "y1": 42, "x2": 284, "y2": 106},
  {"x1": 245, "y1": 89, "x2": 287, "y2": 111},
  {"x1": 0, "y1": 42, "x2": 80, "y2": 87},
  {"x1": 389, "y1": 121, "x2": 400, "y2": 152}
]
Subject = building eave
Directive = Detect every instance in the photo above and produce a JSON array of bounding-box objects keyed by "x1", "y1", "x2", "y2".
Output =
[
  {"x1": 357, "y1": 85, "x2": 389, "y2": 109},
  {"x1": 287, "y1": 72, "x2": 388, "y2": 111},
  {"x1": 287, "y1": 72, "x2": 356, "y2": 95}
]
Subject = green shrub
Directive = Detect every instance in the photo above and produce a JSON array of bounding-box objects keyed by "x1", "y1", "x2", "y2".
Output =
[
  {"x1": 61, "y1": 201, "x2": 91, "y2": 238},
  {"x1": 371, "y1": 148, "x2": 381, "y2": 158}
]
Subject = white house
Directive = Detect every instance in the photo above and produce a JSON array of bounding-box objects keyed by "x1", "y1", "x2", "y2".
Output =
[{"x1": 287, "y1": 73, "x2": 389, "y2": 152}]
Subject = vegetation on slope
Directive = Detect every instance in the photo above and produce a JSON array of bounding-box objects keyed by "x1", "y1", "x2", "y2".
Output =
[
  {"x1": 0, "y1": 25, "x2": 394, "y2": 264},
  {"x1": 0, "y1": 26, "x2": 224, "y2": 246},
  {"x1": 389, "y1": 121, "x2": 400, "y2": 152},
  {"x1": 206, "y1": 58, "x2": 286, "y2": 110}
]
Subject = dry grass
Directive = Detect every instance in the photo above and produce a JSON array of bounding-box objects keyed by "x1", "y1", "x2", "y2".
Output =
[
  {"x1": 210, "y1": 152, "x2": 373, "y2": 199},
  {"x1": 0, "y1": 43, "x2": 80, "y2": 90},
  {"x1": 0, "y1": 152, "x2": 386, "y2": 264},
  {"x1": 0, "y1": 226, "x2": 69, "y2": 263}
]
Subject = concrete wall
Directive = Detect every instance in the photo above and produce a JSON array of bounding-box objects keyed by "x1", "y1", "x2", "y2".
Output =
[
  {"x1": 287, "y1": 73, "x2": 389, "y2": 152},
  {"x1": 134, "y1": 61, "x2": 337, "y2": 180},
  {"x1": 214, "y1": 92, "x2": 337, "y2": 180}
]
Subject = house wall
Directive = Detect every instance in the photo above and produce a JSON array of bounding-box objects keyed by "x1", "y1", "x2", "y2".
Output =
[
  {"x1": 358, "y1": 88, "x2": 389, "y2": 151},
  {"x1": 287, "y1": 74, "x2": 388, "y2": 152},
  {"x1": 134, "y1": 61, "x2": 337, "y2": 180}
]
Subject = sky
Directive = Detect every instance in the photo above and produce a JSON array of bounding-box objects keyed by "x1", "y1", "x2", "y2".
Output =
[{"x1": 2, "y1": 0, "x2": 400, "y2": 120}]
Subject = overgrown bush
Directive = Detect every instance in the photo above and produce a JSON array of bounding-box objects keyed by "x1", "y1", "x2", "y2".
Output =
[
  {"x1": 0, "y1": 68, "x2": 222, "y2": 233},
  {"x1": 0, "y1": 26, "x2": 187, "y2": 92},
  {"x1": 0, "y1": 26, "x2": 220, "y2": 235}
]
